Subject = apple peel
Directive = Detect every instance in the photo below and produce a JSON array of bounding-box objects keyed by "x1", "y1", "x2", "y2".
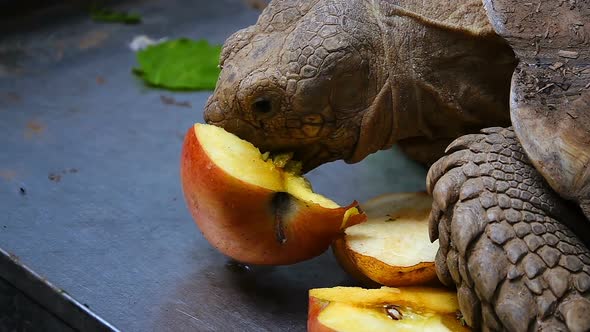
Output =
[
  {"x1": 180, "y1": 123, "x2": 366, "y2": 265},
  {"x1": 333, "y1": 192, "x2": 440, "y2": 287}
]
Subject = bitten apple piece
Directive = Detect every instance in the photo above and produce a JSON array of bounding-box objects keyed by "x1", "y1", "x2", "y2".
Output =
[
  {"x1": 180, "y1": 123, "x2": 366, "y2": 265},
  {"x1": 308, "y1": 287, "x2": 469, "y2": 332},
  {"x1": 333, "y1": 193, "x2": 439, "y2": 287}
]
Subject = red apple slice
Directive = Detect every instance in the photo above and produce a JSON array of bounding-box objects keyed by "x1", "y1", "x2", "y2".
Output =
[{"x1": 180, "y1": 123, "x2": 366, "y2": 265}]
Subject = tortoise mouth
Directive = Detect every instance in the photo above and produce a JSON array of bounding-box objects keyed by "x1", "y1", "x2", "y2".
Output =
[
  {"x1": 202, "y1": 121, "x2": 332, "y2": 173},
  {"x1": 204, "y1": 101, "x2": 342, "y2": 172},
  {"x1": 250, "y1": 141, "x2": 329, "y2": 173},
  {"x1": 291, "y1": 145, "x2": 328, "y2": 173}
]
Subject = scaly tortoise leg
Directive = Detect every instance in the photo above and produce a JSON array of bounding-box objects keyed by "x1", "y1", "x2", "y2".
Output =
[{"x1": 427, "y1": 127, "x2": 590, "y2": 331}]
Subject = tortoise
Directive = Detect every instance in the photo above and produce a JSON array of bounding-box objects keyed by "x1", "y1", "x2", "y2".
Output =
[{"x1": 203, "y1": 0, "x2": 590, "y2": 330}]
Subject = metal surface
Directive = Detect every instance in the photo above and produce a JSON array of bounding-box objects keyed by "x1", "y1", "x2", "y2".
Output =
[
  {"x1": 0, "y1": 278, "x2": 75, "y2": 332},
  {"x1": 0, "y1": 248, "x2": 118, "y2": 331},
  {"x1": 0, "y1": 1, "x2": 427, "y2": 331}
]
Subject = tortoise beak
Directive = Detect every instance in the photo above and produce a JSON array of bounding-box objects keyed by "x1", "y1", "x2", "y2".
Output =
[
  {"x1": 292, "y1": 145, "x2": 326, "y2": 173},
  {"x1": 204, "y1": 98, "x2": 334, "y2": 173},
  {"x1": 203, "y1": 98, "x2": 260, "y2": 147},
  {"x1": 203, "y1": 98, "x2": 226, "y2": 124}
]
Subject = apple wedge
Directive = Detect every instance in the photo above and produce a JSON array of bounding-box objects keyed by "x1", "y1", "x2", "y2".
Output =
[
  {"x1": 333, "y1": 192, "x2": 439, "y2": 287},
  {"x1": 180, "y1": 123, "x2": 366, "y2": 265},
  {"x1": 308, "y1": 286, "x2": 469, "y2": 332}
]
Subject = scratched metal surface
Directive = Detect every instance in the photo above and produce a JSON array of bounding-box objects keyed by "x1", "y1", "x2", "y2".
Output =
[{"x1": 0, "y1": 1, "x2": 427, "y2": 331}]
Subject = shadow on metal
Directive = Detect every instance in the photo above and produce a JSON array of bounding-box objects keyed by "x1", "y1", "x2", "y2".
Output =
[{"x1": 0, "y1": 248, "x2": 118, "y2": 331}]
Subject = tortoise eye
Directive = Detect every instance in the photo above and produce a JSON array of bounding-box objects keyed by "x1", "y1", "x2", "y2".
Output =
[{"x1": 252, "y1": 98, "x2": 272, "y2": 114}]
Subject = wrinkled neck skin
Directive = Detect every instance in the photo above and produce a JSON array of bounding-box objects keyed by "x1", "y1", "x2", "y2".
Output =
[{"x1": 348, "y1": 0, "x2": 515, "y2": 164}]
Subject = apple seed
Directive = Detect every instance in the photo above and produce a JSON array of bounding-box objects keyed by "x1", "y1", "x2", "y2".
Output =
[{"x1": 385, "y1": 304, "x2": 403, "y2": 320}]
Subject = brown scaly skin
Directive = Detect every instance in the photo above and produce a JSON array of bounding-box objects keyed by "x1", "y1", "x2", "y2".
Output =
[
  {"x1": 205, "y1": 0, "x2": 515, "y2": 170},
  {"x1": 482, "y1": 0, "x2": 590, "y2": 220},
  {"x1": 428, "y1": 127, "x2": 590, "y2": 331},
  {"x1": 428, "y1": 0, "x2": 590, "y2": 330},
  {"x1": 205, "y1": 0, "x2": 590, "y2": 330}
]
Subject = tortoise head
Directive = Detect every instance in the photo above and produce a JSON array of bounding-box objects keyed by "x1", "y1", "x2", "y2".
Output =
[{"x1": 204, "y1": 0, "x2": 390, "y2": 171}]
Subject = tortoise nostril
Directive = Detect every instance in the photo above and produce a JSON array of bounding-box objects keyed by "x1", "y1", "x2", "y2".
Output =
[
  {"x1": 252, "y1": 98, "x2": 272, "y2": 114},
  {"x1": 204, "y1": 101, "x2": 226, "y2": 123}
]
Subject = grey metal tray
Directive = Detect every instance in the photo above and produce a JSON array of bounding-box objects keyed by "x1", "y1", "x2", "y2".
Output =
[{"x1": 0, "y1": 1, "x2": 427, "y2": 330}]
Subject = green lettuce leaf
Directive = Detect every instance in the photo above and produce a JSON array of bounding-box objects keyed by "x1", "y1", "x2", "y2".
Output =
[{"x1": 134, "y1": 38, "x2": 222, "y2": 91}]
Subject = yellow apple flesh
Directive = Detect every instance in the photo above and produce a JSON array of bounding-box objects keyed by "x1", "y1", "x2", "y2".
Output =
[
  {"x1": 333, "y1": 193, "x2": 439, "y2": 286},
  {"x1": 308, "y1": 286, "x2": 469, "y2": 332},
  {"x1": 180, "y1": 123, "x2": 366, "y2": 265}
]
